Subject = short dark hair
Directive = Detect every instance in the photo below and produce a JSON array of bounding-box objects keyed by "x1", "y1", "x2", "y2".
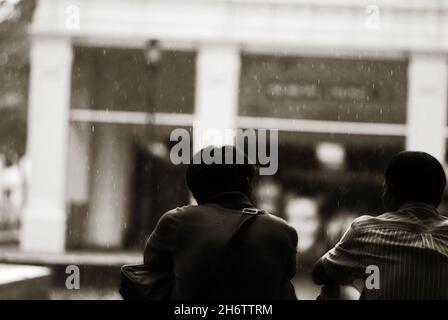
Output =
[
  {"x1": 186, "y1": 146, "x2": 256, "y2": 204},
  {"x1": 385, "y1": 151, "x2": 446, "y2": 207}
]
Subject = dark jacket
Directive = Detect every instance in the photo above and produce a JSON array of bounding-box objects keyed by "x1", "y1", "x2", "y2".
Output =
[{"x1": 144, "y1": 192, "x2": 298, "y2": 300}]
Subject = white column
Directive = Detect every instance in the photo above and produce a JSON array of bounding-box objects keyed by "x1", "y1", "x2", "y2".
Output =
[
  {"x1": 85, "y1": 125, "x2": 132, "y2": 249},
  {"x1": 67, "y1": 124, "x2": 91, "y2": 204},
  {"x1": 21, "y1": 37, "x2": 73, "y2": 253},
  {"x1": 406, "y1": 53, "x2": 448, "y2": 163},
  {"x1": 193, "y1": 45, "x2": 241, "y2": 152}
]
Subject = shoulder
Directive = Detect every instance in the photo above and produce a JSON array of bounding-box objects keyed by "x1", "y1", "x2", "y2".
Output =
[
  {"x1": 160, "y1": 205, "x2": 195, "y2": 220},
  {"x1": 158, "y1": 204, "x2": 219, "y2": 227},
  {"x1": 153, "y1": 206, "x2": 195, "y2": 233},
  {"x1": 261, "y1": 212, "x2": 293, "y2": 227},
  {"x1": 350, "y1": 214, "x2": 377, "y2": 229},
  {"x1": 347, "y1": 213, "x2": 403, "y2": 236},
  {"x1": 351, "y1": 211, "x2": 410, "y2": 229},
  {"x1": 326, "y1": 215, "x2": 377, "y2": 246},
  {"x1": 146, "y1": 207, "x2": 193, "y2": 253},
  {"x1": 259, "y1": 212, "x2": 298, "y2": 243}
]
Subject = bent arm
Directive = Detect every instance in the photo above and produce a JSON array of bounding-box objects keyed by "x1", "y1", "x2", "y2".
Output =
[
  {"x1": 144, "y1": 210, "x2": 181, "y2": 269},
  {"x1": 312, "y1": 222, "x2": 365, "y2": 287},
  {"x1": 312, "y1": 258, "x2": 329, "y2": 285}
]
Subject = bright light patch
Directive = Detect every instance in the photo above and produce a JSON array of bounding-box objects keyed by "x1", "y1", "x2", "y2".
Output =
[{"x1": 316, "y1": 142, "x2": 345, "y2": 170}]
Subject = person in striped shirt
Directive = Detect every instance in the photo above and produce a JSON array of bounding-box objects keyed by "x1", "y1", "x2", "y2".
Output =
[{"x1": 312, "y1": 151, "x2": 448, "y2": 299}]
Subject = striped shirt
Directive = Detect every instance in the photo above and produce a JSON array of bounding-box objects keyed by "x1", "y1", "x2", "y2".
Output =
[{"x1": 319, "y1": 202, "x2": 448, "y2": 299}]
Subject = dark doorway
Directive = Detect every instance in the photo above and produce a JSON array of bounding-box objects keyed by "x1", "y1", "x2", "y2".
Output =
[{"x1": 124, "y1": 142, "x2": 189, "y2": 249}]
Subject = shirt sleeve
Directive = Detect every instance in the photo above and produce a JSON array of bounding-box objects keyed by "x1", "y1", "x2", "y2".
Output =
[{"x1": 313, "y1": 221, "x2": 367, "y2": 285}]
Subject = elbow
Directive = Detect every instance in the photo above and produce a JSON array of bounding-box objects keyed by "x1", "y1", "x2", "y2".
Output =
[{"x1": 311, "y1": 260, "x2": 328, "y2": 285}]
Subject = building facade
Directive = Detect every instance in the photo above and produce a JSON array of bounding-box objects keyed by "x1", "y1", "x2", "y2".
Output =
[{"x1": 22, "y1": 0, "x2": 448, "y2": 253}]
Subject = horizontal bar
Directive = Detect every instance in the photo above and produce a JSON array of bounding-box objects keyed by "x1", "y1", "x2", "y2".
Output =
[
  {"x1": 71, "y1": 109, "x2": 439, "y2": 137},
  {"x1": 237, "y1": 116, "x2": 407, "y2": 136},
  {"x1": 70, "y1": 109, "x2": 195, "y2": 127},
  {"x1": 70, "y1": 109, "x2": 151, "y2": 125}
]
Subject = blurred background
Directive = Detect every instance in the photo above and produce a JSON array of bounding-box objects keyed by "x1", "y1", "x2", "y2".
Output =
[{"x1": 0, "y1": 0, "x2": 448, "y2": 299}]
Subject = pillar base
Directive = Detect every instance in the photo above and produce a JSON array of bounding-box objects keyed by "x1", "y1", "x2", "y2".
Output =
[{"x1": 20, "y1": 208, "x2": 66, "y2": 253}]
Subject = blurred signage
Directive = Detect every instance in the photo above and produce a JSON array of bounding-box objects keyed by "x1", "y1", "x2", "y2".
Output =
[
  {"x1": 266, "y1": 82, "x2": 318, "y2": 99},
  {"x1": 72, "y1": 48, "x2": 196, "y2": 114},
  {"x1": 239, "y1": 55, "x2": 407, "y2": 124},
  {"x1": 265, "y1": 81, "x2": 376, "y2": 102}
]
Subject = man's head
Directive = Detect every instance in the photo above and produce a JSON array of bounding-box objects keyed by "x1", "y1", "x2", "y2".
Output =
[
  {"x1": 383, "y1": 151, "x2": 446, "y2": 211},
  {"x1": 186, "y1": 146, "x2": 257, "y2": 204}
]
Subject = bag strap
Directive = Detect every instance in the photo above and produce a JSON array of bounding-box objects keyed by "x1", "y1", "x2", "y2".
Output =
[
  {"x1": 228, "y1": 207, "x2": 264, "y2": 245},
  {"x1": 201, "y1": 206, "x2": 265, "y2": 298}
]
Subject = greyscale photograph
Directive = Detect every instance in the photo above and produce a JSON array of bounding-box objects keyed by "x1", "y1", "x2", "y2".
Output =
[{"x1": 1, "y1": 0, "x2": 448, "y2": 305}]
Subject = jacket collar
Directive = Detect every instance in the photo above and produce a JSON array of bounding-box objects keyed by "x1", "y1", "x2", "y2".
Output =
[{"x1": 204, "y1": 192, "x2": 254, "y2": 211}]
